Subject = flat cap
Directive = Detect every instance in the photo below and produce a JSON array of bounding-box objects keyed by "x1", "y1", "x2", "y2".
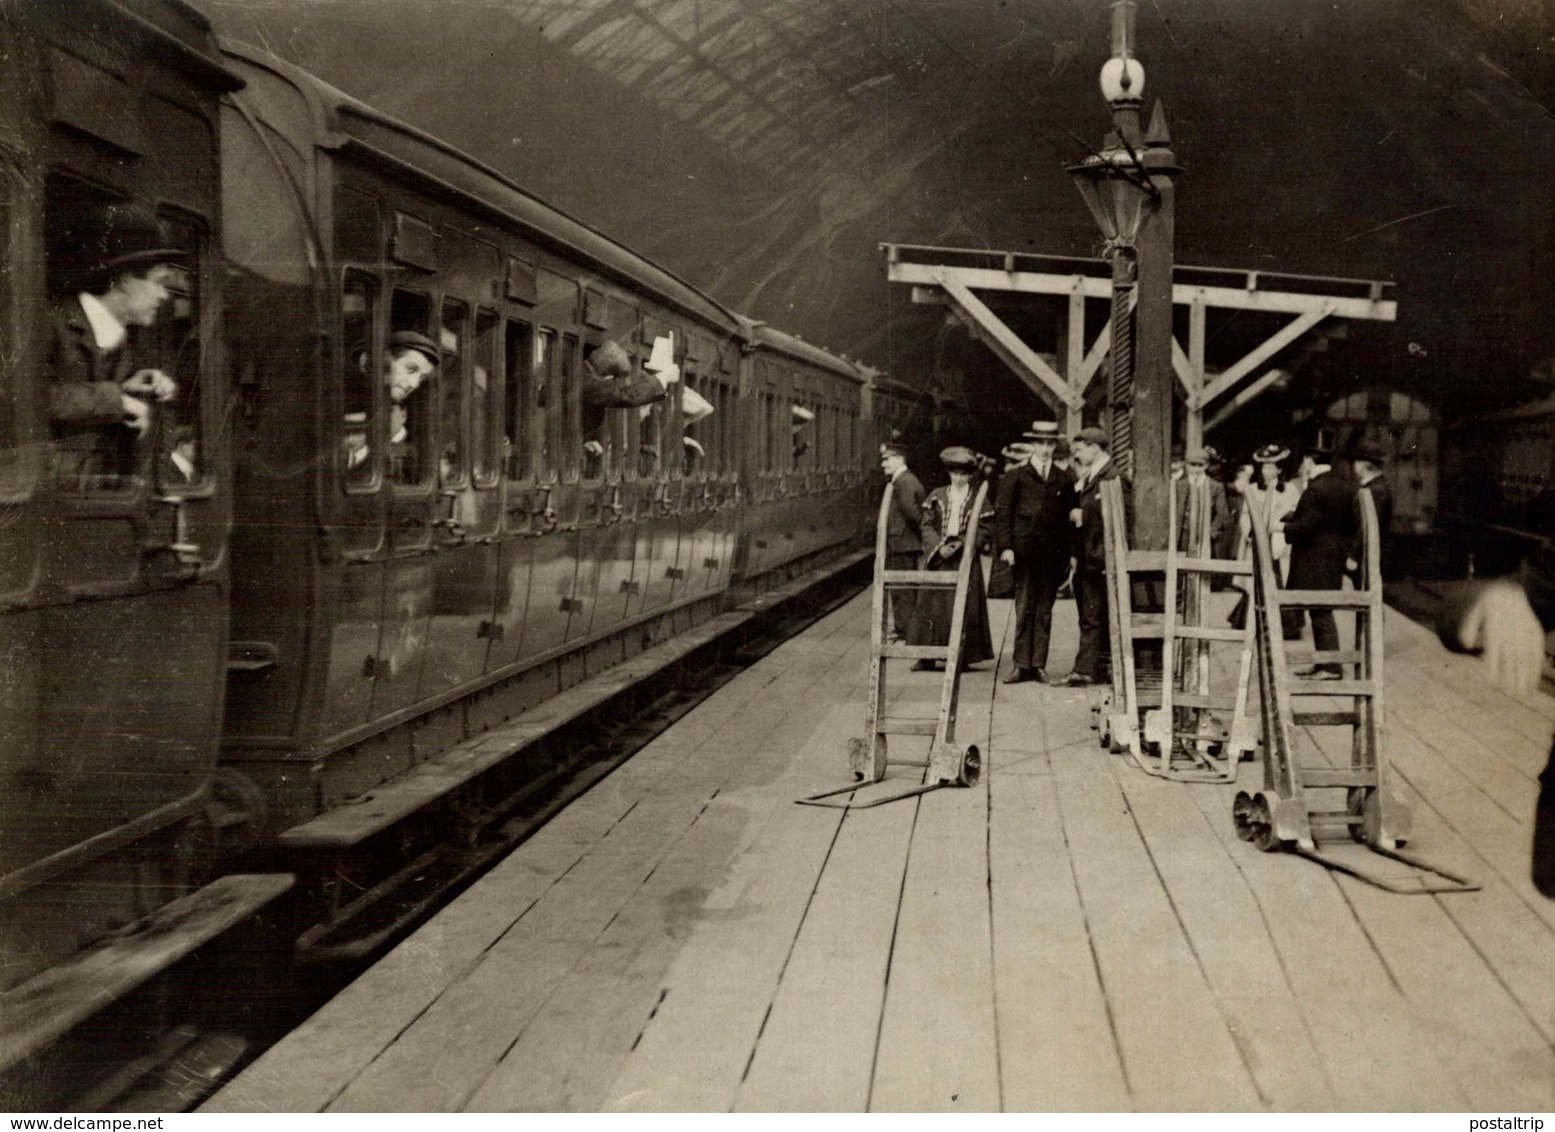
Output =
[
  {"x1": 1074, "y1": 426, "x2": 1108, "y2": 448},
  {"x1": 388, "y1": 330, "x2": 440, "y2": 364}
]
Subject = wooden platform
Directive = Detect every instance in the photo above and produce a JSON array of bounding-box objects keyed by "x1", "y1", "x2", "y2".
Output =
[{"x1": 206, "y1": 584, "x2": 1555, "y2": 1112}]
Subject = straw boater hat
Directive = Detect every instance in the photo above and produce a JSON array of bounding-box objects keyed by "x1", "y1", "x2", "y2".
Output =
[
  {"x1": 939, "y1": 445, "x2": 978, "y2": 472},
  {"x1": 1024, "y1": 420, "x2": 1060, "y2": 442},
  {"x1": 1001, "y1": 441, "x2": 1034, "y2": 463},
  {"x1": 1252, "y1": 443, "x2": 1289, "y2": 464}
]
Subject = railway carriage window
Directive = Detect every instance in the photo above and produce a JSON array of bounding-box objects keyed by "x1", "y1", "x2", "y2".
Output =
[
  {"x1": 340, "y1": 273, "x2": 378, "y2": 488},
  {"x1": 504, "y1": 319, "x2": 533, "y2": 480},
  {"x1": 439, "y1": 299, "x2": 470, "y2": 488},
  {"x1": 561, "y1": 332, "x2": 580, "y2": 481},
  {"x1": 387, "y1": 289, "x2": 435, "y2": 486},
  {"x1": 536, "y1": 328, "x2": 559, "y2": 479},
  {"x1": 473, "y1": 310, "x2": 500, "y2": 487}
]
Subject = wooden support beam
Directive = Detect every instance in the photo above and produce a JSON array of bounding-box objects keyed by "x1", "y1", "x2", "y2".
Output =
[
  {"x1": 887, "y1": 261, "x2": 1396, "y2": 322},
  {"x1": 1185, "y1": 296, "x2": 1207, "y2": 452},
  {"x1": 1171, "y1": 338, "x2": 1196, "y2": 399},
  {"x1": 1065, "y1": 289, "x2": 1086, "y2": 435},
  {"x1": 1200, "y1": 303, "x2": 1334, "y2": 406},
  {"x1": 1078, "y1": 322, "x2": 1111, "y2": 392},
  {"x1": 936, "y1": 274, "x2": 1082, "y2": 410},
  {"x1": 1204, "y1": 369, "x2": 1291, "y2": 433}
]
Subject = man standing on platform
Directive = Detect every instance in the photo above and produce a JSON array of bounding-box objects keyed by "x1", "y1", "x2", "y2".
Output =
[
  {"x1": 1445, "y1": 545, "x2": 1555, "y2": 897},
  {"x1": 1347, "y1": 440, "x2": 1392, "y2": 577},
  {"x1": 994, "y1": 421, "x2": 1074, "y2": 685},
  {"x1": 1067, "y1": 427, "x2": 1118, "y2": 687},
  {"x1": 879, "y1": 443, "x2": 924, "y2": 642},
  {"x1": 1281, "y1": 441, "x2": 1356, "y2": 679},
  {"x1": 1175, "y1": 446, "x2": 1229, "y2": 555}
]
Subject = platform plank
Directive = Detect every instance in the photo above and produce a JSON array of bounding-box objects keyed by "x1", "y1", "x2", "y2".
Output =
[
  {"x1": 1184, "y1": 783, "x2": 1468, "y2": 1110},
  {"x1": 329, "y1": 615, "x2": 871, "y2": 1111},
  {"x1": 870, "y1": 755, "x2": 999, "y2": 1110},
  {"x1": 1113, "y1": 772, "x2": 1336, "y2": 1109},
  {"x1": 209, "y1": 582, "x2": 1555, "y2": 1115}
]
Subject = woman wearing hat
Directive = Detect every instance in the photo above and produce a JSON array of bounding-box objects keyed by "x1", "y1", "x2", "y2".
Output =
[
  {"x1": 907, "y1": 446, "x2": 994, "y2": 671},
  {"x1": 1239, "y1": 443, "x2": 1300, "y2": 583}
]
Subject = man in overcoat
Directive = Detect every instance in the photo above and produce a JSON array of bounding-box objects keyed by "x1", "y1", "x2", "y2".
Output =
[
  {"x1": 994, "y1": 420, "x2": 1075, "y2": 684},
  {"x1": 1281, "y1": 442, "x2": 1357, "y2": 677},
  {"x1": 1067, "y1": 427, "x2": 1121, "y2": 686},
  {"x1": 48, "y1": 203, "x2": 184, "y2": 484},
  {"x1": 880, "y1": 443, "x2": 925, "y2": 641}
]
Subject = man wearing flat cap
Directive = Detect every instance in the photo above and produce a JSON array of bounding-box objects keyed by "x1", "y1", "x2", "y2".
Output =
[
  {"x1": 1174, "y1": 446, "x2": 1229, "y2": 557},
  {"x1": 47, "y1": 202, "x2": 185, "y2": 484},
  {"x1": 879, "y1": 443, "x2": 925, "y2": 641},
  {"x1": 994, "y1": 420, "x2": 1076, "y2": 684},
  {"x1": 908, "y1": 446, "x2": 994, "y2": 670},
  {"x1": 1067, "y1": 426, "x2": 1120, "y2": 686},
  {"x1": 383, "y1": 330, "x2": 440, "y2": 482}
]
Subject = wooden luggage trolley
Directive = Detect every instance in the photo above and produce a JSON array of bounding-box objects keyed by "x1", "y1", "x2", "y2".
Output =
[
  {"x1": 1233, "y1": 489, "x2": 1478, "y2": 893},
  {"x1": 798, "y1": 482, "x2": 985, "y2": 809},
  {"x1": 1097, "y1": 478, "x2": 1257, "y2": 781}
]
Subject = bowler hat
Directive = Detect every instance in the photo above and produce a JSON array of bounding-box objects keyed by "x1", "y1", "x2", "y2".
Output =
[
  {"x1": 1347, "y1": 439, "x2": 1388, "y2": 465},
  {"x1": 587, "y1": 339, "x2": 632, "y2": 379},
  {"x1": 939, "y1": 445, "x2": 978, "y2": 471},
  {"x1": 388, "y1": 330, "x2": 440, "y2": 365},
  {"x1": 1053, "y1": 438, "x2": 1072, "y2": 460},
  {"x1": 97, "y1": 204, "x2": 186, "y2": 272},
  {"x1": 1075, "y1": 426, "x2": 1108, "y2": 449}
]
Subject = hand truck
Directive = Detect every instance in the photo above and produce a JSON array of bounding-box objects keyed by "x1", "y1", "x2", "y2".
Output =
[{"x1": 798, "y1": 481, "x2": 985, "y2": 808}]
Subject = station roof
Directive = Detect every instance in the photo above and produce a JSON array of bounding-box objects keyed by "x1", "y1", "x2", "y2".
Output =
[{"x1": 203, "y1": 0, "x2": 1553, "y2": 413}]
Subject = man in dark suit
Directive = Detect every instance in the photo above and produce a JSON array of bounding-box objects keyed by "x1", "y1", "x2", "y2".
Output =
[
  {"x1": 1347, "y1": 440, "x2": 1392, "y2": 576},
  {"x1": 1282, "y1": 442, "x2": 1357, "y2": 678},
  {"x1": 48, "y1": 203, "x2": 185, "y2": 484},
  {"x1": 880, "y1": 443, "x2": 925, "y2": 641},
  {"x1": 994, "y1": 420, "x2": 1075, "y2": 684},
  {"x1": 1067, "y1": 426, "x2": 1121, "y2": 686},
  {"x1": 1174, "y1": 446, "x2": 1229, "y2": 555}
]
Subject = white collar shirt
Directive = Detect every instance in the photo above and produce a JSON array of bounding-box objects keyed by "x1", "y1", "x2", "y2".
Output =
[{"x1": 78, "y1": 292, "x2": 126, "y2": 351}]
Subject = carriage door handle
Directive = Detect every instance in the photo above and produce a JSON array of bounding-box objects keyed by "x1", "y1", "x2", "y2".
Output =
[
  {"x1": 151, "y1": 495, "x2": 201, "y2": 567},
  {"x1": 606, "y1": 485, "x2": 624, "y2": 523},
  {"x1": 532, "y1": 485, "x2": 558, "y2": 531}
]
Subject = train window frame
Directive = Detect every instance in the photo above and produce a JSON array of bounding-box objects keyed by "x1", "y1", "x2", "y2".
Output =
[
  {"x1": 339, "y1": 270, "x2": 382, "y2": 494},
  {"x1": 560, "y1": 331, "x2": 581, "y2": 484},
  {"x1": 471, "y1": 307, "x2": 500, "y2": 490},
  {"x1": 438, "y1": 296, "x2": 471, "y2": 492},
  {"x1": 388, "y1": 286, "x2": 436, "y2": 492},
  {"x1": 536, "y1": 326, "x2": 561, "y2": 483},
  {"x1": 503, "y1": 317, "x2": 535, "y2": 484},
  {"x1": 0, "y1": 151, "x2": 28, "y2": 501},
  {"x1": 135, "y1": 204, "x2": 215, "y2": 499}
]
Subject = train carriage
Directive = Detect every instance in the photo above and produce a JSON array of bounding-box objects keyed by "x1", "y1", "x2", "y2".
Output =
[
  {"x1": 0, "y1": 0, "x2": 299, "y2": 1086},
  {"x1": 213, "y1": 44, "x2": 881, "y2": 940}
]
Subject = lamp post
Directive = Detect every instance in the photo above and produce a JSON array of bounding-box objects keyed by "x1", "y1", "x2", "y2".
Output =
[{"x1": 1068, "y1": 0, "x2": 1180, "y2": 549}]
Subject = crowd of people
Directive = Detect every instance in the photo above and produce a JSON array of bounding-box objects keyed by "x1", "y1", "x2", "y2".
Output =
[{"x1": 880, "y1": 421, "x2": 1397, "y2": 689}]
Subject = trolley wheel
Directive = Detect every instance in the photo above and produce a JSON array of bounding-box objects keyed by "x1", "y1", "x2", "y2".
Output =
[
  {"x1": 957, "y1": 744, "x2": 982, "y2": 787},
  {"x1": 1349, "y1": 785, "x2": 1407, "y2": 848},
  {"x1": 1233, "y1": 791, "x2": 1282, "y2": 852}
]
